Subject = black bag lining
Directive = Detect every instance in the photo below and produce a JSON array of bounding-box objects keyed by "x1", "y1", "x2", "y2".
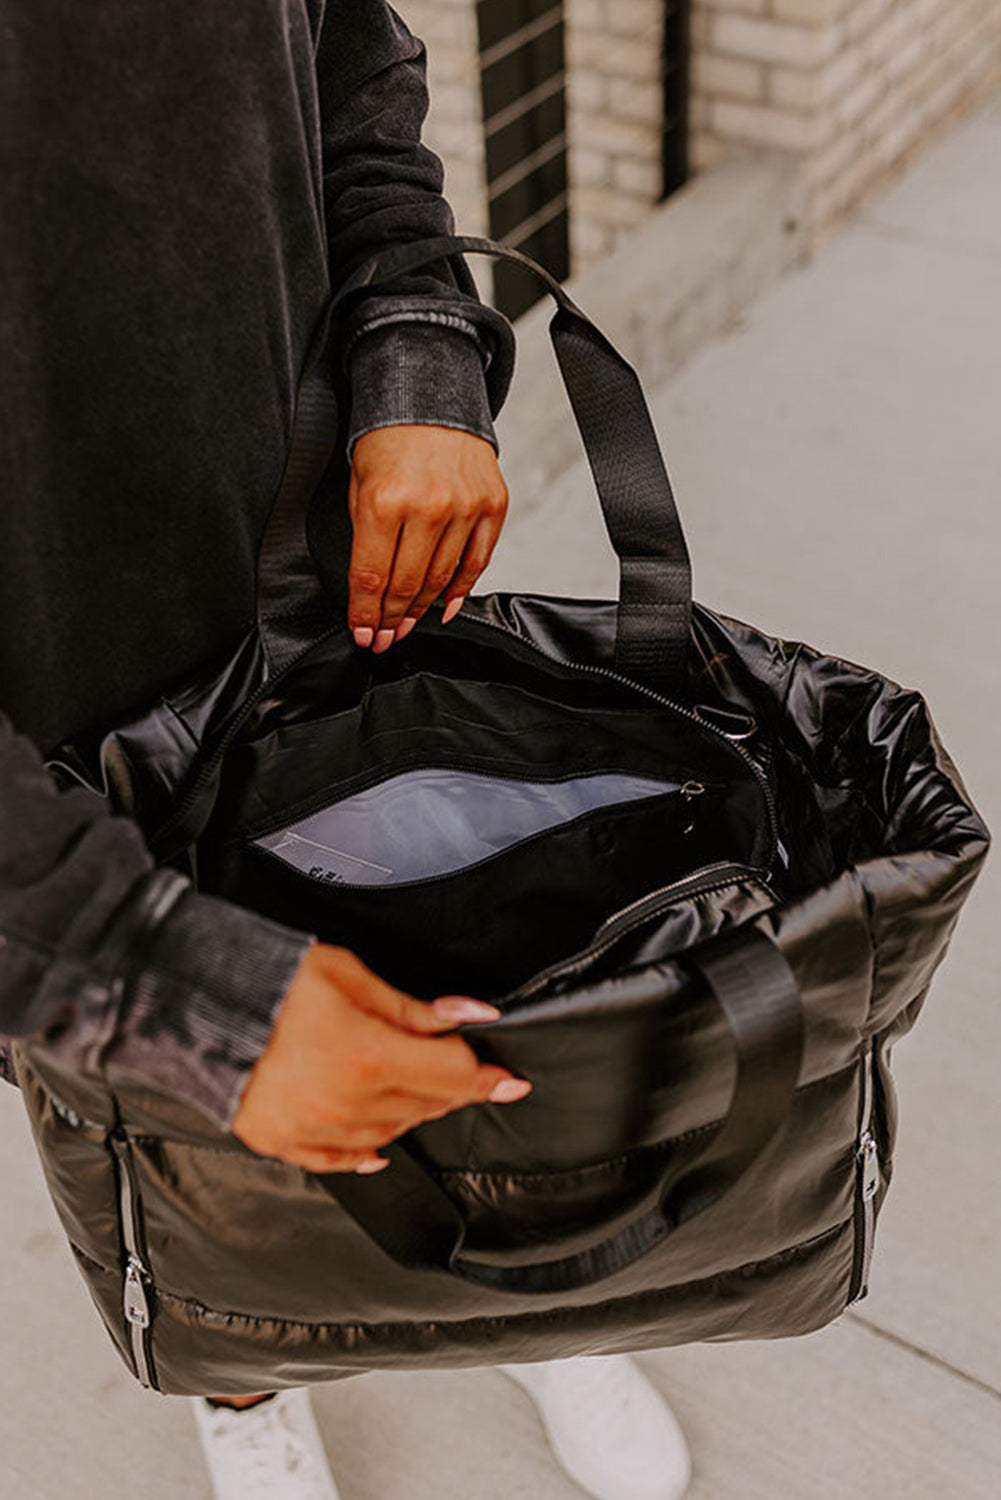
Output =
[{"x1": 199, "y1": 672, "x2": 769, "y2": 999}]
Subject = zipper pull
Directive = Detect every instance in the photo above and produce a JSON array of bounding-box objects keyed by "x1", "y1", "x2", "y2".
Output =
[
  {"x1": 124, "y1": 1256, "x2": 151, "y2": 1329},
  {"x1": 860, "y1": 1134, "x2": 880, "y2": 1201},
  {"x1": 681, "y1": 780, "x2": 705, "y2": 834}
]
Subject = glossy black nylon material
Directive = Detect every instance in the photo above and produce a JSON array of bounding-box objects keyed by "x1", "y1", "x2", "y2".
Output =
[{"x1": 12, "y1": 236, "x2": 989, "y2": 1395}]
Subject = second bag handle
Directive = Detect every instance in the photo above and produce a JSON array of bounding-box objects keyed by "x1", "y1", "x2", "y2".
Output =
[
  {"x1": 319, "y1": 924, "x2": 804, "y2": 1295},
  {"x1": 257, "y1": 234, "x2": 693, "y2": 695}
]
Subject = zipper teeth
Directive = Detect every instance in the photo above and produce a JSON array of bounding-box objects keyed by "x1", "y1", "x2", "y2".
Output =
[
  {"x1": 849, "y1": 1045, "x2": 880, "y2": 1305},
  {"x1": 251, "y1": 777, "x2": 694, "y2": 893},
  {"x1": 589, "y1": 859, "x2": 757, "y2": 934},
  {"x1": 505, "y1": 864, "x2": 774, "y2": 1003},
  {"x1": 111, "y1": 1136, "x2": 156, "y2": 1390}
]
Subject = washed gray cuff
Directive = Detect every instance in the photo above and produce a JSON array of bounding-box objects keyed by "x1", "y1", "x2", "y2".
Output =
[
  {"x1": 345, "y1": 318, "x2": 498, "y2": 464},
  {"x1": 100, "y1": 876, "x2": 316, "y2": 1132}
]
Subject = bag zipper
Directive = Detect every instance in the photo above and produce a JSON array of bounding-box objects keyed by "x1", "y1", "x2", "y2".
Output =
[
  {"x1": 503, "y1": 859, "x2": 779, "y2": 1004},
  {"x1": 847, "y1": 1042, "x2": 880, "y2": 1305},
  {"x1": 466, "y1": 614, "x2": 779, "y2": 870},
  {"x1": 152, "y1": 610, "x2": 778, "y2": 864},
  {"x1": 109, "y1": 1134, "x2": 158, "y2": 1390}
]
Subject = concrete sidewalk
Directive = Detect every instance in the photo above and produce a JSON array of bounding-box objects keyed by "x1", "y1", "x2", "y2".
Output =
[{"x1": 3, "y1": 96, "x2": 1000, "y2": 1499}]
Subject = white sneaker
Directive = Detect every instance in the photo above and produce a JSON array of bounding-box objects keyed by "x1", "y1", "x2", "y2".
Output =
[
  {"x1": 192, "y1": 1389, "x2": 341, "y2": 1500},
  {"x1": 498, "y1": 1354, "x2": 691, "y2": 1500}
]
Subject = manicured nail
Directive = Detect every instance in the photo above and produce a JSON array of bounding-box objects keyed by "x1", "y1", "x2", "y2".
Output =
[
  {"x1": 394, "y1": 616, "x2": 418, "y2": 643},
  {"x1": 355, "y1": 1157, "x2": 389, "y2": 1174},
  {"x1": 432, "y1": 997, "x2": 502, "y2": 1024},
  {"x1": 488, "y1": 1078, "x2": 533, "y2": 1104},
  {"x1": 352, "y1": 627, "x2": 374, "y2": 649},
  {"x1": 372, "y1": 628, "x2": 395, "y2": 653},
  {"x1": 441, "y1": 596, "x2": 466, "y2": 624}
]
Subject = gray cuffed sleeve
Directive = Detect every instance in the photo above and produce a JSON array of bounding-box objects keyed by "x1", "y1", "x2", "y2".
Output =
[
  {"x1": 344, "y1": 317, "x2": 499, "y2": 464},
  {"x1": 98, "y1": 877, "x2": 315, "y2": 1129},
  {"x1": 316, "y1": 3, "x2": 516, "y2": 448}
]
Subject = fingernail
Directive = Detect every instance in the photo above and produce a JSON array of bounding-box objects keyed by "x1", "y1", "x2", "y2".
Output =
[
  {"x1": 441, "y1": 596, "x2": 466, "y2": 624},
  {"x1": 355, "y1": 1157, "x2": 389, "y2": 1174},
  {"x1": 432, "y1": 997, "x2": 502, "y2": 1024},
  {"x1": 394, "y1": 616, "x2": 418, "y2": 643},
  {"x1": 488, "y1": 1078, "x2": 532, "y2": 1105},
  {"x1": 352, "y1": 627, "x2": 374, "y2": 649},
  {"x1": 372, "y1": 628, "x2": 395, "y2": 654}
]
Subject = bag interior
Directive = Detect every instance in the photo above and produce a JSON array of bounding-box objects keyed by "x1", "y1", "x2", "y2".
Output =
[{"x1": 199, "y1": 666, "x2": 773, "y2": 1001}]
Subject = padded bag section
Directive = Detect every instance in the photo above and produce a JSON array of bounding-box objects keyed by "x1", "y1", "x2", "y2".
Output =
[{"x1": 253, "y1": 768, "x2": 686, "y2": 886}]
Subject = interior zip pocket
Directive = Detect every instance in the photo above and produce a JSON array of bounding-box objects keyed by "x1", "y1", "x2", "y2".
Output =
[{"x1": 251, "y1": 768, "x2": 712, "y2": 889}]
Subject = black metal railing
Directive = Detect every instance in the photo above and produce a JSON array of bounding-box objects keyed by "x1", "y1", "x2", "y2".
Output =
[
  {"x1": 477, "y1": 0, "x2": 570, "y2": 319},
  {"x1": 476, "y1": 1, "x2": 691, "y2": 318},
  {"x1": 662, "y1": 0, "x2": 691, "y2": 198}
]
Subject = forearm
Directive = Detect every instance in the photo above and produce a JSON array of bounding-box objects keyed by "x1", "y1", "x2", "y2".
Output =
[{"x1": 0, "y1": 713, "x2": 313, "y2": 1128}]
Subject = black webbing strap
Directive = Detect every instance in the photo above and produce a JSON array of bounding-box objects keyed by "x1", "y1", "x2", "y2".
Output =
[
  {"x1": 319, "y1": 925, "x2": 804, "y2": 1294},
  {"x1": 254, "y1": 305, "x2": 341, "y2": 680},
  {"x1": 330, "y1": 235, "x2": 693, "y2": 694}
]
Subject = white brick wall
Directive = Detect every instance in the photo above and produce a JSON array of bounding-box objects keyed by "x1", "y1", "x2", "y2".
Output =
[
  {"x1": 565, "y1": 0, "x2": 665, "y2": 269},
  {"x1": 399, "y1": 0, "x2": 1001, "y2": 296},
  {"x1": 403, "y1": 0, "x2": 667, "y2": 274},
  {"x1": 398, "y1": 0, "x2": 489, "y2": 239},
  {"x1": 692, "y1": 0, "x2": 1001, "y2": 240}
]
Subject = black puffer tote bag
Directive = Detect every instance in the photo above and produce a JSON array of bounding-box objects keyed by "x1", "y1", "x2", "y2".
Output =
[{"x1": 15, "y1": 238, "x2": 989, "y2": 1398}]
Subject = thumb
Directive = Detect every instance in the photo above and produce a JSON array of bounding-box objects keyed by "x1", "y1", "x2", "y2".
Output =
[
  {"x1": 329, "y1": 950, "x2": 500, "y2": 1033},
  {"x1": 367, "y1": 985, "x2": 502, "y2": 1034}
]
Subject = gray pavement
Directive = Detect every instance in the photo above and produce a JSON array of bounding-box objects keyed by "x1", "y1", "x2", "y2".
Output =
[{"x1": 3, "y1": 95, "x2": 1000, "y2": 1499}]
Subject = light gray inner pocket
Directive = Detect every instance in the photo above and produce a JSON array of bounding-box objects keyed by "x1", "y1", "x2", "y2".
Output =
[{"x1": 253, "y1": 768, "x2": 680, "y2": 886}]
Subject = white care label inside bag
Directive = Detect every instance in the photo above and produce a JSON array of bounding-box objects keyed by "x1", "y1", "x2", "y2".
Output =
[{"x1": 253, "y1": 768, "x2": 682, "y2": 887}]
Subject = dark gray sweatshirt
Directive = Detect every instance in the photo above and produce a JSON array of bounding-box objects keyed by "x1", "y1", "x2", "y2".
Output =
[{"x1": 0, "y1": 0, "x2": 515, "y2": 1123}]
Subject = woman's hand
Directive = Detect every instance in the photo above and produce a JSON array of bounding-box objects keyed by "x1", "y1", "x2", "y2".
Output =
[
  {"x1": 231, "y1": 945, "x2": 530, "y2": 1174},
  {"x1": 347, "y1": 424, "x2": 509, "y2": 652}
]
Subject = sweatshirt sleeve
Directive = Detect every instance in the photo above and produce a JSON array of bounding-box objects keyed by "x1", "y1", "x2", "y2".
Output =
[
  {"x1": 313, "y1": 1, "x2": 515, "y2": 461},
  {"x1": 0, "y1": 712, "x2": 315, "y2": 1129}
]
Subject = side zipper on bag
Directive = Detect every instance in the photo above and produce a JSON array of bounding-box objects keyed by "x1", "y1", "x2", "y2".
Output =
[
  {"x1": 109, "y1": 1133, "x2": 158, "y2": 1390},
  {"x1": 847, "y1": 1041, "x2": 881, "y2": 1306}
]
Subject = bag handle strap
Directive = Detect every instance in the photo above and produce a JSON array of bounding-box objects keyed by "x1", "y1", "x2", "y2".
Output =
[
  {"x1": 151, "y1": 233, "x2": 694, "y2": 859},
  {"x1": 318, "y1": 925, "x2": 804, "y2": 1294},
  {"x1": 256, "y1": 234, "x2": 693, "y2": 693},
  {"x1": 331, "y1": 234, "x2": 692, "y2": 691}
]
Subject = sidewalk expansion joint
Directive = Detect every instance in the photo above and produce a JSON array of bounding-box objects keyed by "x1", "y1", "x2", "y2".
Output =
[{"x1": 844, "y1": 1311, "x2": 1001, "y2": 1404}]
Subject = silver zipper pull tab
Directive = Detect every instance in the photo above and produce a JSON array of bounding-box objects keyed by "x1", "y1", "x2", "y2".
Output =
[
  {"x1": 850, "y1": 1132, "x2": 881, "y2": 1305},
  {"x1": 124, "y1": 1256, "x2": 150, "y2": 1329},
  {"x1": 681, "y1": 781, "x2": 705, "y2": 833},
  {"x1": 861, "y1": 1134, "x2": 880, "y2": 1201}
]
